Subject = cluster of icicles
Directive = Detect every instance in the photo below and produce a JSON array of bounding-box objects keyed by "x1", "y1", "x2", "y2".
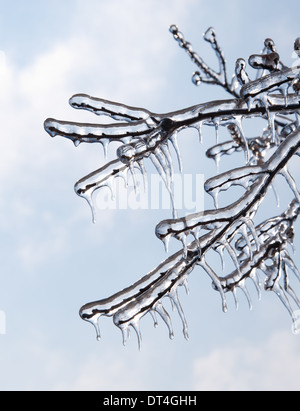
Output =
[{"x1": 44, "y1": 25, "x2": 300, "y2": 348}]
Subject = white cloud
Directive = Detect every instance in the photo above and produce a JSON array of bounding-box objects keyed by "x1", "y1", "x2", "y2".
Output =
[
  {"x1": 56, "y1": 353, "x2": 146, "y2": 391},
  {"x1": 18, "y1": 43, "x2": 76, "y2": 108},
  {"x1": 193, "y1": 330, "x2": 300, "y2": 391},
  {"x1": 17, "y1": 223, "x2": 68, "y2": 273},
  {"x1": 0, "y1": 50, "x2": 13, "y2": 96}
]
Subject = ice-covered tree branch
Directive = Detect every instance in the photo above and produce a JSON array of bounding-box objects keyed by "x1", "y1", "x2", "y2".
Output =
[{"x1": 45, "y1": 25, "x2": 300, "y2": 347}]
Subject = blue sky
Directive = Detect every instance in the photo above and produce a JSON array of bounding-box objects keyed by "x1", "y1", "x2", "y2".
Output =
[{"x1": 0, "y1": 0, "x2": 299, "y2": 391}]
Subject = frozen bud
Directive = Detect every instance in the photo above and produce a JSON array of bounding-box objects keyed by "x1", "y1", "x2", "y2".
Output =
[
  {"x1": 235, "y1": 58, "x2": 250, "y2": 85},
  {"x1": 292, "y1": 78, "x2": 300, "y2": 93},
  {"x1": 155, "y1": 220, "x2": 171, "y2": 240},
  {"x1": 264, "y1": 38, "x2": 276, "y2": 52},
  {"x1": 203, "y1": 27, "x2": 216, "y2": 44},
  {"x1": 294, "y1": 37, "x2": 300, "y2": 57},
  {"x1": 192, "y1": 71, "x2": 202, "y2": 86},
  {"x1": 160, "y1": 118, "x2": 175, "y2": 132},
  {"x1": 281, "y1": 123, "x2": 297, "y2": 138},
  {"x1": 248, "y1": 52, "x2": 280, "y2": 71},
  {"x1": 169, "y1": 24, "x2": 178, "y2": 34},
  {"x1": 117, "y1": 144, "x2": 135, "y2": 164}
]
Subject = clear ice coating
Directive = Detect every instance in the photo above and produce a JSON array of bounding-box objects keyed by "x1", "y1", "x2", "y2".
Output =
[{"x1": 44, "y1": 25, "x2": 300, "y2": 347}]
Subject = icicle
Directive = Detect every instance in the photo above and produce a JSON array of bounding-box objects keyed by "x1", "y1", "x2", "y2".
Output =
[
  {"x1": 162, "y1": 235, "x2": 170, "y2": 253},
  {"x1": 120, "y1": 324, "x2": 130, "y2": 346},
  {"x1": 130, "y1": 320, "x2": 142, "y2": 350},
  {"x1": 250, "y1": 269, "x2": 262, "y2": 301},
  {"x1": 281, "y1": 83, "x2": 289, "y2": 107},
  {"x1": 238, "y1": 280, "x2": 253, "y2": 310},
  {"x1": 223, "y1": 239, "x2": 241, "y2": 274},
  {"x1": 149, "y1": 152, "x2": 167, "y2": 186},
  {"x1": 280, "y1": 255, "x2": 300, "y2": 308},
  {"x1": 137, "y1": 159, "x2": 148, "y2": 192},
  {"x1": 154, "y1": 302, "x2": 175, "y2": 340},
  {"x1": 268, "y1": 111, "x2": 277, "y2": 144},
  {"x1": 271, "y1": 182, "x2": 280, "y2": 208},
  {"x1": 87, "y1": 313, "x2": 101, "y2": 341},
  {"x1": 211, "y1": 187, "x2": 220, "y2": 209},
  {"x1": 195, "y1": 122, "x2": 203, "y2": 144},
  {"x1": 283, "y1": 252, "x2": 300, "y2": 282},
  {"x1": 150, "y1": 152, "x2": 177, "y2": 219},
  {"x1": 215, "y1": 244, "x2": 226, "y2": 272},
  {"x1": 128, "y1": 161, "x2": 138, "y2": 194},
  {"x1": 154, "y1": 147, "x2": 172, "y2": 190},
  {"x1": 215, "y1": 153, "x2": 221, "y2": 174},
  {"x1": 239, "y1": 223, "x2": 254, "y2": 260},
  {"x1": 169, "y1": 289, "x2": 189, "y2": 340},
  {"x1": 242, "y1": 217, "x2": 260, "y2": 251},
  {"x1": 199, "y1": 260, "x2": 228, "y2": 313},
  {"x1": 182, "y1": 278, "x2": 190, "y2": 295},
  {"x1": 234, "y1": 116, "x2": 250, "y2": 163},
  {"x1": 101, "y1": 138, "x2": 109, "y2": 159},
  {"x1": 280, "y1": 166, "x2": 300, "y2": 203},
  {"x1": 169, "y1": 297, "x2": 176, "y2": 312},
  {"x1": 232, "y1": 287, "x2": 239, "y2": 310},
  {"x1": 271, "y1": 282, "x2": 295, "y2": 319},
  {"x1": 83, "y1": 191, "x2": 97, "y2": 224},
  {"x1": 177, "y1": 233, "x2": 188, "y2": 259},
  {"x1": 191, "y1": 227, "x2": 202, "y2": 256},
  {"x1": 169, "y1": 132, "x2": 183, "y2": 173},
  {"x1": 105, "y1": 180, "x2": 115, "y2": 201},
  {"x1": 289, "y1": 237, "x2": 296, "y2": 256},
  {"x1": 160, "y1": 142, "x2": 174, "y2": 182},
  {"x1": 149, "y1": 310, "x2": 158, "y2": 328},
  {"x1": 285, "y1": 281, "x2": 300, "y2": 308},
  {"x1": 119, "y1": 169, "x2": 129, "y2": 188}
]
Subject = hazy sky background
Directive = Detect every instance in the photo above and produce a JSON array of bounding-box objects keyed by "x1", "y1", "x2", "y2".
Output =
[{"x1": 0, "y1": 0, "x2": 299, "y2": 391}]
